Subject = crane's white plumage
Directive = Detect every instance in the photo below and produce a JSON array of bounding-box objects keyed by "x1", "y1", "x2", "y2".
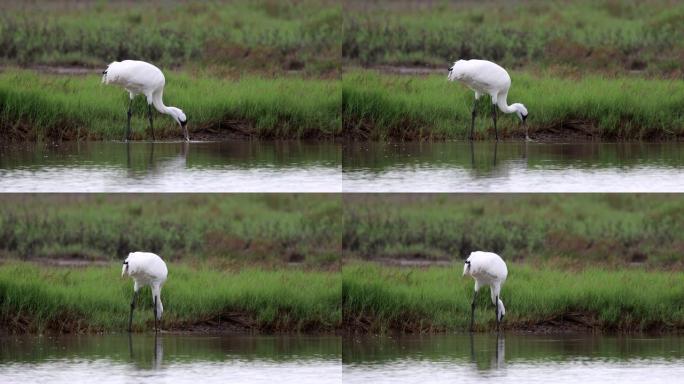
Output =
[
  {"x1": 448, "y1": 59, "x2": 529, "y2": 140},
  {"x1": 463, "y1": 251, "x2": 508, "y2": 330},
  {"x1": 122, "y1": 251, "x2": 168, "y2": 331},
  {"x1": 103, "y1": 60, "x2": 188, "y2": 141}
]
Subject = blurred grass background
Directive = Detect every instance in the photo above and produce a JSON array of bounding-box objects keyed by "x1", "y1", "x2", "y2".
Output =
[
  {"x1": 1, "y1": 0, "x2": 340, "y2": 77},
  {"x1": 343, "y1": 0, "x2": 684, "y2": 77},
  {"x1": 343, "y1": 194, "x2": 684, "y2": 269},
  {"x1": 0, "y1": 194, "x2": 341, "y2": 269}
]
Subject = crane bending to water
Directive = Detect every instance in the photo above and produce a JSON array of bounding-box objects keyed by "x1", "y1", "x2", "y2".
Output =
[
  {"x1": 102, "y1": 60, "x2": 189, "y2": 141},
  {"x1": 448, "y1": 59, "x2": 529, "y2": 141},
  {"x1": 122, "y1": 252, "x2": 168, "y2": 332},
  {"x1": 463, "y1": 251, "x2": 508, "y2": 331}
]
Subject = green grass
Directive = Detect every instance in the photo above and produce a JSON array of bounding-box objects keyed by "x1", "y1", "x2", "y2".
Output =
[
  {"x1": 343, "y1": 194, "x2": 684, "y2": 269},
  {"x1": 0, "y1": 69, "x2": 341, "y2": 141},
  {"x1": 344, "y1": 0, "x2": 684, "y2": 77},
  {"x1": 343, "y1": 262, "x2": 684, "y2": 333},
  {"x1": 343, "y1": 70, "x2": 684, "y2": 140},
  {"x1": 0, "y1": 261, "x2": 341, "y2": 333},
  {"x1": 0, "y1": 194, "x2": 341, "y2": 268},
  {"x1": 0, "y1": 0, "x2": 340, "y2": 76}
]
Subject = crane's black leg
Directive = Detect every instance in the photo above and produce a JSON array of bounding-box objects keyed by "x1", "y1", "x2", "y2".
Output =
[
  {"x1": 148, "y1": 104, "x2": 155, "y2": 141},
  {"x1": 470, "y1": 290, "x2": 478, "y2": 332},
  {"x1": 492, "y1": 104, "x2": 498, "y2": 141},
  {"x1": 470, "y1": 98, "x2": 477, "y2": 140},
  {"x1": 495, "y1": 295, "x2": 500, "y2": 332},
  {"x1": 125, "y1": 99, "x2": 133, "y2": 141},
  {"x1": 154, "y1": 295, "x2": 158, "y2": 333},
  {"x1": 128, "y1": 290, "x2": 138, "y2": 332}
]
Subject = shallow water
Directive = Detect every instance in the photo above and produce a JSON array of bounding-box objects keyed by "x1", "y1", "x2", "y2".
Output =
[
  {"x1": 343, "y1": 141, "x2": 684, "y2": 192},
  {"x1": 0, "y1": 141, "x2": 341, "y2": 192},
  {"x1": 0, "y1": 334, "x2": 341, "y2": 384},
  {"x1": 343, "y1": 333, "x2": 684, "y2": 384}
]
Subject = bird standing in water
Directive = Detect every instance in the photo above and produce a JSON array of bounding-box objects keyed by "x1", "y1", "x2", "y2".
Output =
[
  {"x1": 122, "y1": 251, "x2": 168, "y2": 332},
  {"x1": 463, "y1": 251, "x2": 508, "y2": 331},
  {"x1": 102, "y1": 60, "x2": 189, "y2": 141}
]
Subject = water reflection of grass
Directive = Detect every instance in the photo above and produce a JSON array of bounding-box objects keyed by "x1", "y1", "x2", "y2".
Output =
[
  {"x1": 0, "y1": 262, "x2": 341, "y2": 333},
  {"x1": 343, "y1": 334, "x2": 684, "y2": 365},
  {"x1": 0, "y1": 70, "x2": 341, "y2": 141},
  {"x1": 343, "y1": 142, "x2": 684, "y2": 172},
  {"x1": 0, "y1": 141, "x2": 341, "y2": 170},
  {"x1": 343, "y1": 262, "x2": 684, "y2": 333},
  {"x1": 343, "y1": 71, "x2": 684, "y2": 140},
  {"x1": 0, "y1": 334, "x2": 341, "y2": 365}
]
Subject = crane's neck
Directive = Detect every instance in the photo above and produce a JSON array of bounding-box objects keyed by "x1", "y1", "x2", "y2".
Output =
[
  {"x1": 497, "y1": 298, "x2": 506, "y2": 318},
  {"x1": 152, "y1": 91, "x2": 172, "y2": 116},
  {"x1": 496, "y1": 94, "x2": 527, "y2": 118},
  {"x1": 496, "y1": 93, "x2": 518, "y2": 114}
]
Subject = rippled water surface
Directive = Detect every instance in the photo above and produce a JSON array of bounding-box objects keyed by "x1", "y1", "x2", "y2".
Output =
[
  {"x1": 0, "y1": 334, "x2": 341, "y2": 384},
  {"x1": 343, "y1": 142, "x2": 684, "y2": 192},
  {"x1": 343, "y1": 333, "x2": 684, "y2": 384},
  {"x1": 0, "y1": 141, "x2": 341, "y2": 192}
]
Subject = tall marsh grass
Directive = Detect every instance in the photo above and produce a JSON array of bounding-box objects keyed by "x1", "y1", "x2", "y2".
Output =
[
  {"x1": 343, "y1": 70, "x2": 684, "y2": 140},
  {"x1": 0, "y1": 69, "x2": 341, "y2": 141},
  {"x1": 343, "y1": 262, "x2": 684, "y2": 333},
  {"x1": 0, "y1": 262, "x2": 341, "y2": 333}
]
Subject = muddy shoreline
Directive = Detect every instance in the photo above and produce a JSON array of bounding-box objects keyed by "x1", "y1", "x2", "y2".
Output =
[
  {"x1": 342, "y1": 119, "x2": 681, "y2": 142},
  {"x1": 342, "y1": 314, "x2": 684, "y2": 336}
]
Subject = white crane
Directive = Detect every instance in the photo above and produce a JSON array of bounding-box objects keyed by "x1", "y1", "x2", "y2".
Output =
[
  {"x1": 448, "y1": 59, "x2": 529, "y2": 141},
  {"x1": 102, "y1": 60, "x2": 189, "y2": 141},
  {"x1": 462, "y1": 251, "x2": 508, "y2": 331},
  {"x1": 121, "y1": 251, "x2": 168, "y2": 332}
]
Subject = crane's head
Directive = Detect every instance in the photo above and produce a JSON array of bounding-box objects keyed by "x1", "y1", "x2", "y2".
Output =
[
  {"x1": 167, "y1": 107, "x2": 187, "y2": 128},
  {"x1": 511, "y1": 103, "x2": 528, "y2": 122},
  {"x1": 447, "y1": 60, "x2": 465, "y2": 82},
  {"x1": 462, "y1": 259, "x2": 471, "y2": 277},
  {"x1": 121, "y1": 260, "x2": 129, "y2": 277}
]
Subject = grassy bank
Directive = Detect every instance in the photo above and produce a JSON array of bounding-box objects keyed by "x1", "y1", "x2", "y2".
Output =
[
  {"x1": 0, "y1": 69, "x2": 341, "y2": 141},
  {"x1": 343, "y1": 194, "x2": 684, "y2": 269},
  {"x1": 344, "y1": 0, "x2": 684, "y2": 77},
  {"x1": 0, "y1": 262, "x2": 340, "y2": 333},
  {"x1": 343, "y1": 70, "x2": 684, "y2": 140},
  {"x1": 343, "y1": 262, "x2": 684, "y2": 333},
  {"x1": 0, "y1": 194, "x2": 341, "y2": 268},
  {"x1": 1, "y1": 0, "x2": 340, "y2": 77}
]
